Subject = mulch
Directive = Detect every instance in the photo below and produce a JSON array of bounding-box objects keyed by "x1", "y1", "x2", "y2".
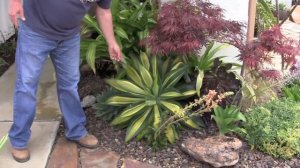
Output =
[
  {"x1": 56, "y1": 72, "x2": 300, "y2": 168},
  {"x1": 0, "y1": 36, "x2": 16, "y2": 77}
]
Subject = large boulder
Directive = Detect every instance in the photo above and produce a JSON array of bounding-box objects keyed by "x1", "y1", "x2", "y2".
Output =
[{"x1": 181, "y1": 136, "x2": 242, "y2": 168}]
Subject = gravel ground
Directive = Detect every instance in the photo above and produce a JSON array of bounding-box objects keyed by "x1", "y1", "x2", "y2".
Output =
[{"x1": 56, "y1": 72, "x2": 300, "y2": 168}]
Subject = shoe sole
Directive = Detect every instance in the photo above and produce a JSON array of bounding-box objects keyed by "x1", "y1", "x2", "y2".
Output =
[
  {"x1": 12, "y1": 154, "x2": 30, "y2": 163},
  {"x1": 68, "y1": 139, "x2": 99, "y2": 149}
]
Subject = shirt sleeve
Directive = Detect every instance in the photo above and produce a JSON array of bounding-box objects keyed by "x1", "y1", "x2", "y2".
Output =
[{"x1": 96, "y1": 0, "x2": 112, "y2": 9}]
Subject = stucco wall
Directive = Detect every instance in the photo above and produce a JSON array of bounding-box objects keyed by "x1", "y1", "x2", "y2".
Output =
[{"x1": 0, "y1": 0, "x2": 15, "y2": 43}]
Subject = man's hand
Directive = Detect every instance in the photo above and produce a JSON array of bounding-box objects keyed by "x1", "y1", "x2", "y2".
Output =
[
  {"x1": 96, "y1": 7, "x2": 123, "y2": 62},
  {"x1": 108, "y1": 42, "x2": 122, "y2": 62},
  {"x1": 9, "y1": 0, "x2": 26, "y2": 28}
]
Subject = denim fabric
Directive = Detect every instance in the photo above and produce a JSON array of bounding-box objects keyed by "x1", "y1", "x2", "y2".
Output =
[{"x1": 9, "y1": 21, "x2": 87, "y2": 149}]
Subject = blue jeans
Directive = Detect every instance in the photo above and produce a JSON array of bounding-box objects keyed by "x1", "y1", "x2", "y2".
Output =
[{"x1": 9, "y1": 21, "x2": 87, "y2": 149}]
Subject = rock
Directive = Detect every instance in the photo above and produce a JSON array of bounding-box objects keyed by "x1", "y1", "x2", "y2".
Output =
[
  {"x1": 80, "y1": 149, "x2": 120, "y2": 168},
  {"x1": 181, "y1": 136, "x2": 242, "y2": 168},
  {"x1": 81, "y1": 95, "x2": 96, "y2": 108},
  {"x1": 47, "y1": 137, "x2": 78, "y2": 168},
  {"x1": 122, "y1": 158, "x2": 159, "y2": 168}
]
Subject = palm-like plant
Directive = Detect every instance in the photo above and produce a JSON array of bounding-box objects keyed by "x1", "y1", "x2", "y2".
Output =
[
  {"x1": 212, "y1": 106, "x2": 246, "y2": 135},
  {"x1": 80, "y1": 0, "x2": 157, "y2": 73},
  {"x1": 187, "y1": 43, "x2": 228, "y2": 96},
  {"x1": 96, "y1": 52, "x2": 201, "y2": 143}
]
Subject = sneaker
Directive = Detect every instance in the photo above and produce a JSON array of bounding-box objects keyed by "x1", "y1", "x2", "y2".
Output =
[
  {"x1": 12, "y1": 148, "x2": 30, "y2": 163},
  {"x1": 76, "y1": 134, "x2": 99, "y2": 149}
]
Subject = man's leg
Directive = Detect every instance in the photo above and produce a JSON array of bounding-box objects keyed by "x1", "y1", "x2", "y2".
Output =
[
  {"x1": 50, "y1": 34, "x2": 87, "y2": 140},
  {"x1": 9, "y1": 21, "x2": 55, "y2": 161}
]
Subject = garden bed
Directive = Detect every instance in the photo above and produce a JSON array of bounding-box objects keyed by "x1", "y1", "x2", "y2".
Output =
[
  {"x1": 0, "y1": 36, "x2": 16, "y2": 77},
  {"x1": 56, "y1": 73, "x2": 300, "y2": 168}
]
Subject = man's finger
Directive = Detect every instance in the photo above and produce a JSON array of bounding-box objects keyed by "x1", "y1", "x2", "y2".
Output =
[{"x1": 19, "y1": 8, "x2": 26, "y2": 21}]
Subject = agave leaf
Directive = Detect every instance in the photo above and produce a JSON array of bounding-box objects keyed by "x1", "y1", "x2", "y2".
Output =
[
  {"x1": 183, "y1": 118, "x2": 201, "y2": 129},
  {"x1": 153, "y1": 105, "x2": 161, "y2": 128},
  {"x1": 161, "y1": 101, "x2": 184, "y2": 117},
  {"x1": 139, "y1": 65, "x2": 153, "y2": 88},
  {"x1": 182, "y1": 90, "x2": 197, "y2": 97},
  {"x1": 106, "y1": 79, "x2": 145, "y2": 95},
  {"x1": 125, "y1": 65, "x2": 144, "y2": 87},
  {"x1": 106, "y1": 96, "x2": 143, "y2": 105},
  {"x1": 162, "y1": 67, "x2": 185, "y2": 89},
  {"x1": 165, "y1": 125, "x2": 177, "y2": 143},
  {"x1": 151, "y1": 56, "x2": 158, "y2": 80},
  {"x1": 140, "y1": 52, "x2": 150, "y2": 71},
  {"x1": 160, "y1": 91, "x2": 183, "y2": 99},
  {"x1": 125, "y1": 108, "x2": 151, "y2": 142},
  {"x1": 111, "y1": 115, "x2": 132, "y2": 125},
  {"x1": 118, "y1": 103, "x2": 147, "y2": 118}
]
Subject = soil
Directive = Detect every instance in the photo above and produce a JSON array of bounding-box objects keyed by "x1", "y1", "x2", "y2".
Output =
[
  {"x1": 0, "y1": 36, "x2": 16, "y2": 77},
  {"x1": 56, "y1": 72, "x2": 300, "y2": 168}
]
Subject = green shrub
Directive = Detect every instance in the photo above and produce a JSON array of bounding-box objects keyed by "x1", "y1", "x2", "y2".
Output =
[
  {"x1": 244, "y1": 98, "x2": 300, "y2": 159},
  {"x1": 282, "y1": 78, "x2": 300, "y2": 102},
  {"x1": 95, "y1": 52, "x2": 202, "y2": 144}
]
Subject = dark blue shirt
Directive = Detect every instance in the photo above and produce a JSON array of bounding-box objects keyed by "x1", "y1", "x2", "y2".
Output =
[{"x1": 23, "y1": 0, "x2": 111, "y2": 40}]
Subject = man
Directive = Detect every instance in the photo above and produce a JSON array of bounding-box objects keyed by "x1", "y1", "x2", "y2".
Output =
[{"x1": 8, "y1": 0, "x2": 122, "y2": 163}]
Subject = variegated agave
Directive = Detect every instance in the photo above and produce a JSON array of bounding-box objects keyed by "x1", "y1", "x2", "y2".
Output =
[{"x1": 96, "y1": 52, "x2": 201, "y2": 143}]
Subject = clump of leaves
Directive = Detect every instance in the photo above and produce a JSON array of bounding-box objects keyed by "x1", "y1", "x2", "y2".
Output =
[
  {"x1": 81, "y1": 0, "x2": 157, "y2": 72},
  {"x1": 143, "y1": 0, "x2": 244, "y2": 55},
  {"x1": 201, "y1": 58, "x2": 242, "y2": 107},
  {"x1": 282, "y1": 78, "x2": 300, "y2": 102},
  {"x1": 95, "y1": 52, "x2": 201, "y2": 144},
  {"x1": 239, "y1": 26, "x2": 300, "y2": 73},
  {"x1": 244, "y1": 98, "x2": 300, "y2": 159},
  {"x1": 212, "y1": 106, "x2": 246, "y2": 135}
]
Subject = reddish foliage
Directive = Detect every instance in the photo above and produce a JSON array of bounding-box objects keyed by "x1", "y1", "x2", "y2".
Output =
[
  {"x1": 260, "y1": 69, "x2": 282, "y2": 79},
  {"x1": 239, "y1": 26, "x2": 300, "y2": 70},
  {"x1": 143, "y1": 0, "x2": 244, "y2": 55}
]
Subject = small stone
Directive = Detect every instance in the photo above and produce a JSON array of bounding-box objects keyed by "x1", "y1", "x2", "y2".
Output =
[
  {"x1": 81, "y1": 95, "x2": 96, "y2": 108},
  {"x1": 181, "y1": 136, "x2": 242, "y2": 168},
  {"x1": 122, "y1": 158, "x2": 158, "y2": 168},
  {"x1": 80, "y1": 149, "x2": 120, "y2": 168}
]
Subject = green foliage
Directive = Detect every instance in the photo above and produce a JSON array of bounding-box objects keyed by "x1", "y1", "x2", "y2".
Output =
[
  {"x1": 80, "y1": 0, "x2": 157, "y2": 72},
  {"x1": 0, "y1": 134, "x2": 8, "y2": 151},
  {"x1": 201, "y1": 58, "x2": 242, "y2": 106},
  {"x1": 256, "y1": 0, "x2": 277, "y2": 34},
  {"x1": 187, "y1": 42, "x2": 229, "y2": 96},
  {"x1": 0, "y1": 58, "x2": 6, "y2": 67},
  {"x1": 283, "y1": 78, "x2": 300, "y2": 102},
  {"x1": 244, "y1": 98, "x2": 300, "y2": 159},
  {"x1": 95, "y1": 52, "x2": 202, "y2": 144},
  {"x1": 212, "y1": 106, "x2": 246, "y2": 135}
]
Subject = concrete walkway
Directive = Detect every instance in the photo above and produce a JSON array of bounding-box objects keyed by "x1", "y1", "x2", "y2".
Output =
[{"x1": 0, "y1": 59, "x2": 60, "y2": 168}]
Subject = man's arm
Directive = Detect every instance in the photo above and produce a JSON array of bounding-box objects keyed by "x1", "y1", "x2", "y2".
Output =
[
  {"x1": 96, "y1": 6, "x2": 122, "y2": 62},
  {"x1": 9, "y1": 0, "x2": 26, "y2": 27}
]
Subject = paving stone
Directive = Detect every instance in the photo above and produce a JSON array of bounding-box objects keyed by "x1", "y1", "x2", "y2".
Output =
[
  {"x1": 0, "y1": 59, "x2": 60, "y2": 121},
  {"x1": 122, "y1": 158, "x2": 159, "y2": 168},
  {"x1": 80, "y1": 149, "x2": 120, "y2": 168},
  {"x1": 0, "y1": 121, "x2": 59, "y2": 168},
  {"x1": 47, "y1": 137, "x2": 78, "y2": 168}
]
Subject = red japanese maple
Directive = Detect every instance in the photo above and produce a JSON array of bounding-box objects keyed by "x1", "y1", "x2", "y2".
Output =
[{"x1": 143, "y1": 0, "x2": 244, "y2": 55}]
